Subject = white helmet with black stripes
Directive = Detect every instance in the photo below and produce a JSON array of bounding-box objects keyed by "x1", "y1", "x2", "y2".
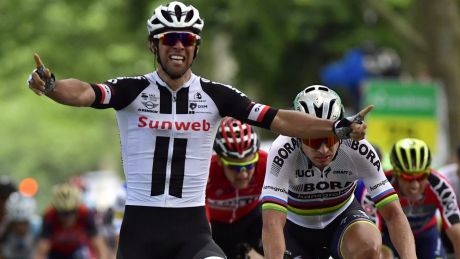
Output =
[
  {"x1": 147, "y1": 1, "x2": 204, "y2": 36},
  {"x1": 293, "y1": 85, "x2": 344, "y2": 120}
]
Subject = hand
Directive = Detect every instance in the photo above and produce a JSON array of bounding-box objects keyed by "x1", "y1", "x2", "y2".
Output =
[
  {"x1": 333, "y1": 105, "x2": 374, "y2": 140},
  {"x1": 27, "y1": 53, "x2": 55, "y2": 95}
]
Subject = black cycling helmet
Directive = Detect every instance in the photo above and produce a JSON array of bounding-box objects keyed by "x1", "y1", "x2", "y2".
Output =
[
  {"x1": 0, "y1": 176, "x2": 17, "y2": 199},
  {"x1": 214, "y1": 117, "x2": 260, "y2": 159}
]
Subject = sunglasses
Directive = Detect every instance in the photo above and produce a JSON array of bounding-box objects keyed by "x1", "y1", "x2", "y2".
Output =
[
  {"x1": 220, "y1": 153, "x2": 259, "y2": 173},
  {"x1": 302, "y1": 136, "x2": 339, "y2": 149},
  {"x1": 399, "y1": 171, "x2": 429, "y2": 182},
  {"x1": 57, "y1": 210, "x2": 77, "y2": 218},
  {"x1": 154, "y1": 32, "x2": 201, "y2": 47}
]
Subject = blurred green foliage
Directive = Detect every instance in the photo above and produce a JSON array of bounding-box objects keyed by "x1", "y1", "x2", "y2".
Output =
[{"x1": 2, "y1": 0, "x2": 450, "y2": 210}]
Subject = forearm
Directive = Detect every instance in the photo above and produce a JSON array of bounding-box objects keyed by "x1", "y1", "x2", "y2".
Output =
[
  {"x1": 46, "y1": 79, "x2": 95, "y2": 107},
  {"x1": 385, "y1": 213, "x2": 416, "y2": 259},
  {"x1": 262, "y1": 209, "x2": 287, "y2": 259},
  {"x1": 271, "y1": 110, "x2": 334, "y2": 139},
  {"x1": 262, "y1": 226, "x2": 286, "y2": 259},
  {"x1": 446, "y1": 224, "x2": 460, "y2": 258}
]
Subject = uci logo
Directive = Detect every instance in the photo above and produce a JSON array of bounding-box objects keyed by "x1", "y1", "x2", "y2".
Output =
[{"x1": 296, "y1": 169, "x2": 314, "y2": 178}]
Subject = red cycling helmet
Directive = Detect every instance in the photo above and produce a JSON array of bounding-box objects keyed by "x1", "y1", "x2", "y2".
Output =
[{"x1": 213, "y1": 117, "x2": 260, "y2": 159}]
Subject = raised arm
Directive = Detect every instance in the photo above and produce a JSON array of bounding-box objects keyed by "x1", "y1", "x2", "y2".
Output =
[
  {"x1": 270, "y1": 105, "x2": 373, "y2": 141},
  {"x1": 28, "y1": 53, "x2": 95, "y2": 107},
  {"x1": 378, "y1": 201, "x2": 417, "y2": 259}
]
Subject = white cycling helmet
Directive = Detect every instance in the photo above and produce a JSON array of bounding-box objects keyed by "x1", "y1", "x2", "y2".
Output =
[
  {"x1": 147, "y1": 1, "x2": 204, "y2": 36},
  {"x1": 293, "y1": 85, "x2": 344, "y2": 120},
  {"x1": 5, "y1": 192, "x2": 37, "y2": 222}
]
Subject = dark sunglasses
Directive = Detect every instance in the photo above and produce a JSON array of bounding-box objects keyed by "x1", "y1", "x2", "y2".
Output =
[
  {"x1": 57, "y1": 210, "x2": 77, "y2": 218},
  {"x1": 154, "y1": 32, "x2": 200, "y2": 47},
  {"x1": 399, "y1": 172, "x2": 429, "y2": 182},
  {"x1": 220, "y1": 153, "x2": 259, "y2": 173},
  {"x1": 302, "y1": 136, "x2": 339, "y2": 149}
]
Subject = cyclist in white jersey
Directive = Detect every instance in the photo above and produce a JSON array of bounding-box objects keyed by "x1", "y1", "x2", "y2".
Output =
[
  {"x1": 27, "y1": 2, "x2": 372, "y2": 258},
  {"x1": 261, "y1": 85, "x2": 416, "y2": 259}
]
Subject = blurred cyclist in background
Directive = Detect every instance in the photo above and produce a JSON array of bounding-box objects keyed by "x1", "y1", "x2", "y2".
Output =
[
  {"x1": 100, "y1": 183, "x2": 126, "y2": 258},
  {"x1": 378, "y1": 138, "x2": 460, "y2": 258},
  {"x1": 438, "y1": 144, "x2": 460, "y2": 205},
  {"x1": 0, "y1": 192, "x2": 41, "y2": 259},
  {"x1": 0, "y1": 177, "x2": 17, "y2": 238},
  {"x1": 206, "y1": 117, "x2": 266, "y2": 259},
  {"x1": 35, "y1": 183, "x2": 108, "y2": 259}
]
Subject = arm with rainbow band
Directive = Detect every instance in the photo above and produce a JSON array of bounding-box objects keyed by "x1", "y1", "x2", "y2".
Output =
[
  {"x1": 260, "y1": 137, "x2": 291, "y2": 259},
  {"x1": 260, "y1": 168, "x2": 290, "y2": 259}
]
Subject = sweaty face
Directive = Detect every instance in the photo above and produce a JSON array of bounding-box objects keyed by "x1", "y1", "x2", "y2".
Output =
[
  {"x1": 221, "y1": 153, "x2": 257, "y2": 190},
  {"x1": 301, "y1": 141, "x2": 339, "y2": 170},
  {"x1": 155, "y1": 32, "x2": 198, "y2": 79},
  {"x1": 397, "y1": 176, "x2": 428, "y2": 201}
]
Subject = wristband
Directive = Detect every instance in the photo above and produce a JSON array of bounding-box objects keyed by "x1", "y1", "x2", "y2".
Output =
[
  {"x1": 333, "y1": 114, "x2": 364, "y2": 139},
  {"x1": 35, "y1": 66, "x2": 56, "y2": 94}
]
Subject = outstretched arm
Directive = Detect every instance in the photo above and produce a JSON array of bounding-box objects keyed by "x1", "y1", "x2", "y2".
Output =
[
  {"x1": 378, "y1": 201, "x2": 416, "y2": 259},
  {"x1": 270, "y1": 105, "x2": 373, "y2": 140},
  {"x1": 28, "y1": 53, "x2": 95, "y2": 107},
  {"x1": 262, "y1": 209, "x2": 287, "y2": 259}
]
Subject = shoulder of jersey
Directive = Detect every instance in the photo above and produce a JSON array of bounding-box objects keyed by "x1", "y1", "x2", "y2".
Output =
[
  {"x1": 269, "y1": 136, "x2": 299, "y2": 160},
  {"x1": 429, "y1": 169, "x2": 450, "y2": 182},
  {"x1": 199, "y1": 78, "x2": 247, "y2": 97},
  {"x1": 106, "y1": 75, "x2": 150, "y2": 86}
]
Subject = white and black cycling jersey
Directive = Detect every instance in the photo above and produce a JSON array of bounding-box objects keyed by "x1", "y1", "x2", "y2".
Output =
[
  {"x1": 90, "y1": 72, "x2": 277, "y2": 208},
  {"x1": 261, "y1": 137, "x2": 398, "y2": 229}
]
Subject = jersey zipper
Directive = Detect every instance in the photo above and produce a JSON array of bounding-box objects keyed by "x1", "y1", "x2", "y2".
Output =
[{"x1": 163, "y1": 90, "x2": 178, "y2": 207}]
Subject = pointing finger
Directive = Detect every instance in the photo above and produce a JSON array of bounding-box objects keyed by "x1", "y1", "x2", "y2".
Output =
[
  {"x1": 358, "y1": 105, "x2": 374, "y2": 118},
  {"x1": 34, "y1": 53, "x2": 44, "y2": 69}
]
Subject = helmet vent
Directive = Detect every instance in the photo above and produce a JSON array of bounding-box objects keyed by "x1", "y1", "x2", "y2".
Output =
[
  {"x1": 318, "y1": 86, "x2": 329, "y2": 91},
  {"x1": 314, "y1": 104, "x2": 324, "y2": 118},
  {"x1": 174, "y1": 5, "x2": 182, "y2": 20},
  {"x1": 299, "y1": 101, "x2": 309, "y2": 113},
  {"x1": 161, "y1": 10, "x2": 173, "y2": 23},
  {"x1": 304, "y1": 87, "x2": 315, "y2": 94},
  {"x1": 409, "y1": 148, "x2": 417, "y2": 169},
  {"x1": 419, "y1": 147, "x2": 425, "y2": 169},
  {"x1": 398, "y1": 146, "x2": 410, "y2": 171},
  {"x1": 326, "y1": 99, "x2": 336, "y2": 119},
  {"x1": 185, "y1": 10, "x2": 194, "y2": 22}
]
